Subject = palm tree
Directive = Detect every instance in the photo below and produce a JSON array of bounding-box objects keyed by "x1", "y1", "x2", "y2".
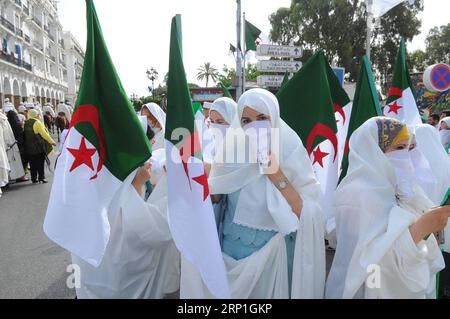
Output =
[{"x1": 196, "y1": 62, "x2": 219, "y2": 87}]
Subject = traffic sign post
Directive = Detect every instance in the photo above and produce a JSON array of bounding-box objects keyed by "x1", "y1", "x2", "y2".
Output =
[
  {"x1": 257, "y1": 60, "x2": 302, "y2": 73},
  {"x1": 256, "y1": 44, "x2": 303, "y2": 58},
  {"x1": 332, "y1": 67, "x2": 345, "y2": 87},
  {"x1": 257, "y1": 75, "x2": 286, "y2": 88},
  {"x1": 424, "y1": 63, "x2": 450, "y2": 93}
]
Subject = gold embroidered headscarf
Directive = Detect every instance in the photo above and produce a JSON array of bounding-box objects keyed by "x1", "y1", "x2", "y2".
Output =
[{"x1": 375, "y1": 117, "x2": 410, "y2": 152}]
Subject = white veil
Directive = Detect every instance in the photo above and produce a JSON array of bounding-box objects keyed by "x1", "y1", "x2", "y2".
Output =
[{"x1": 326, "y1": 117, "x2": 440, "y2": 298}]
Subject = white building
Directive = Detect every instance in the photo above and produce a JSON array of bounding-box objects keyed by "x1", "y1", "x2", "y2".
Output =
[{"x1": 0, "y1": 0, "x2": 84, "y2": 110}]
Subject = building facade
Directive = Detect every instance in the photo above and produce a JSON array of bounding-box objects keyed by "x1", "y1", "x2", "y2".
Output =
[{"x1": 0, "y1": 0, "x2": 84, "y2": 109}]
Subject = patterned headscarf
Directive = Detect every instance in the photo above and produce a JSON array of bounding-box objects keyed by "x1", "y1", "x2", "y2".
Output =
[{"x1": 375, "y1": 117, "x2": 410, "y2": 152}]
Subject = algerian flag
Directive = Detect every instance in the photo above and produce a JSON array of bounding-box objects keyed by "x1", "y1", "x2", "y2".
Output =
[
  {"x1": 277, "y1": 50, "x2": 339, "y2": 233},
  {"x1": 383, "y1": 38, "x2": 421, "y2": 125},
  {"x1": 165, "y1": 15, "x2": 229, "y2": 299},
  {"x1": 219, "y1": 82, "x2": 233, "y2": 99},
  {"x1": 339, "y1": 56, "x2": 382, "y2": 183},
  {"x1": 244, "y1": 19, "x2": 261, "y2": 52},
  {"x1": 325, "y1": 64, "x2": 352, "y2": 177},
  {"x1": 279, "y1": 72, "x2": 290, "y2": 93},
  {"x1": 43, "y1": 0, "x2": 152, "y2": 267},
  {"x1": 370, "y1": 0, "x2": 413, "y2": 18}
]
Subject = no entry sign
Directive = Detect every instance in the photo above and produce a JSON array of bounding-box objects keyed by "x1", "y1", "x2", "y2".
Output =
[{"x1": 424, "y1": 63, "x2": 450, "y2": 92}]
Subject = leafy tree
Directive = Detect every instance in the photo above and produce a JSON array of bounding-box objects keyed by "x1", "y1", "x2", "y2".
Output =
[
  {"x1": 196, "y1": 62, "x2": 219, "y2": 87},
  {"x1": 408, "y1": 49, "x2": 427, "y2": 73},
  {"x1": 425, "y1": 23, "x2": 450, "y2": 65},
  {"x1": 269, "y1": 0, "x2": 423, "y2": 82},
  {"x1": 269, "y1": 7, "x2": 298, "y2": 45}
]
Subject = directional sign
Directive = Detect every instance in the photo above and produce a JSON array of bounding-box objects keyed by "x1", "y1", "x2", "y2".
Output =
[
  {"x1": 257, "y1": 60, "x2": 302, "y2": 73},
  {"x1": 257, "y1": 75, "x2": 285, "y2": 87},
  {"x1": 423, "y1": 63, "x2": 450, "y2": 93},
  {"x1": 257, "y1": 44, "x2": 303, "y2": 58},
  {"x1": 332, "y1": 67, "x2": 345, "y2": 87}
]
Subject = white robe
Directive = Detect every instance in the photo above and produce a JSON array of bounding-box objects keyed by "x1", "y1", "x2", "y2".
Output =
[
  {"x1": 0, "y1": 113, "x2": 24, "y2": 181},
  {"x1": 73, "y1": 174, "x2": 180, "y2": 299},
  {"x1": 181, "y1": 89, "x2": 326, "y2": 299},
  {"x1": 0, "y1": 113, "x2": 10, "y2": 187},
  {"x1": 326, "y1": 118, "x2": 445, "y2": 299}
]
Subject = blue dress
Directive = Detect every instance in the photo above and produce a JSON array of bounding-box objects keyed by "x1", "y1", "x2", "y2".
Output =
[{"x1": 216, "y1": 191, "x2": 296, "y2": 291}]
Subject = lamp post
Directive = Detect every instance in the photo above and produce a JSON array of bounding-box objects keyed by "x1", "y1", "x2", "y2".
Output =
[{"x1": 146, "y1": 67, "x2": 159, "y2": 96}]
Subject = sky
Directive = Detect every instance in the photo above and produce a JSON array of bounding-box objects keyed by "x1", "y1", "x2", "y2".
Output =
[{"x1": 57, "y1": 0, "x2": 450, "y2": 97}]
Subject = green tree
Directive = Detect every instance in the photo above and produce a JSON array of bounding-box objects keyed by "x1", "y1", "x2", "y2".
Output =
[
  {"x1": 196, "y1": 62, "x2": 219, "y2": 87},
  {"x1": 269, "y1": 7, "x2": 298, "y2": 45},
  {"x1": 245, "y1": 63, "x2": 260, "y2": 81},
  {"x1": 408, "y1": 50, "x2": 427, "y2": 73},
  {"x1": 217, "y1": 65, "x2": 236, "y2": 88},
  {"x1": 425, "y1": 23, "x2": 450, "y2": 65},
  {"x1": 269, "y1": 0, "x2": 423, "y2": 82}
]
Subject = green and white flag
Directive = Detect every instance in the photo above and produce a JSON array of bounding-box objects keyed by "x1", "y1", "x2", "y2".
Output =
[
  {"x1": 339, "y1": 56, "x2": 382, "y2": 183},
  {"x1": 165, "y1": 15, "x2": 229, "y2": 299},
  {"x1": 277, "y1": 50, "x2": 340, "y2": 233},
  {"x1": 383, "y1": 38, "x2": 421, "y2": 125},
  {"x1": 44, "y1": 0, "x2": 152, "y2": 266},
  {"x1": 244, "y1": 19, "x2": 262, "y2": 51}
]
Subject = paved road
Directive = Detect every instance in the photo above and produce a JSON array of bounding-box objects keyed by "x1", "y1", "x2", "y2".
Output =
[{"x1": 0, "y1": 150, "x2": 75, "y2": 299}]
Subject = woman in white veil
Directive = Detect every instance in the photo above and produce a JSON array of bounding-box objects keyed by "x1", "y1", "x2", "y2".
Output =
[
  {"x1": 326, "y1": 117, "x2": 448, "y2": 299},
  {"x1": 141, "y1": 103, "x2": 166, "y2": 151},
  {"x1": 181, "y1": 89, "x2": 326, "y2": 299}
]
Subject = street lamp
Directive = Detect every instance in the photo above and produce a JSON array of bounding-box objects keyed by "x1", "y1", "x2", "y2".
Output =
[{"x1": 146, "y1": 67, "x2": 159, "y2": 96}]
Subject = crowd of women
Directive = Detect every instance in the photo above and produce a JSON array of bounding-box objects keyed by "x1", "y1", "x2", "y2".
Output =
[
  {"x1": 68, "y1": 88, "x2": 450, "y2": 299},
  {"x1": 0, "y1": 99, "x2": 74, "y2": 198}
]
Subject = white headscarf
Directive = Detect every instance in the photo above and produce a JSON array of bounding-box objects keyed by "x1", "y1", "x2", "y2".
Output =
[
  {"x1": 210, "y1": 97, "x2": 238, "y2": 127},
  {"x1": 326, "y1": 117, "x2": 441, "y2": 298},
  {"x1": 209, "y1": 88, "x2": 326, "y2": 298},
  {"x1": 210, "y1": 88, "x2": 321, "y2": 233},
  {"x1": 440, "y1": 117, "x2": 450, "y2": 147},
  {"x1": 203, "y1": 102, "x2": 213, "y2": 110},
  {"x1": 3, "y1": 101, "x2": 15, "y2": 114},
  {"x1": 141, "y1": 103, "x2": 166, "y2": 132}
]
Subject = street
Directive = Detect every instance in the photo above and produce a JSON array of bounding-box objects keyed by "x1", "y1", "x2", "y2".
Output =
[{"x1": 0, "y1": 151, "x2": 75, "y2": 299}]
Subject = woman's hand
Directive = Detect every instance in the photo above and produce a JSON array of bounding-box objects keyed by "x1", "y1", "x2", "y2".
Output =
[
  {"x1": 409, "y1": 206, "x2": 450, "y2": 244},
  {"x1": 132, "y1": 163, "x2": 152, "y2": 196}
]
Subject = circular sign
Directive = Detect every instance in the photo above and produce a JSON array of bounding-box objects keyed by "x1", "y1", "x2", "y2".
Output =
[{"x1": 423, "y1": 63, "x2": 450, "y2": 92}]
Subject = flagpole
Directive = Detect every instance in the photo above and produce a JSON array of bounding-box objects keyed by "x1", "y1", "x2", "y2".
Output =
[
  {"x1": 236, "y1": 0, "x2": 243, "y2": 99},
  {"x1": 242, "y1": 11, "x2": 247, "y2": 94},
  {"x1": 366, "y1": 0, "x2": 373, "y2": 62}
]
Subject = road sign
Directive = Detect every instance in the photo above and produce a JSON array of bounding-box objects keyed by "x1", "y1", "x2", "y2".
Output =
[
  {"x1": 257, "y1": 60, "x2": 302, "y2": 73},
  {"x1": 257, "y1": 44, "x2": 303, "y2": 58},
  {"x1": 423, "y1": 63, "x2": 450, "y2": 92},
  {"x1": 332, "y1": 67, "x2": 345, "y2": 87},
  {"x1": 257, "y1": 75, "x2": 285, "y2": 87}
]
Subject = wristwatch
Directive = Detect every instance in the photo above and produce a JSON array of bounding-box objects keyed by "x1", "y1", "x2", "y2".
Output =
[{"x1": 275, "y1": 178, "x2": 290, "y2": 191}]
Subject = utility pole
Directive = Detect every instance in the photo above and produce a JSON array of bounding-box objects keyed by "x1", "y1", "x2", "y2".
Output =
[
  {"x1": 366, "y1": 0, "x2": 373, "y2": 62},
  {"x1": 236, "y1": 0, "x2": 243, "y2": 100}
]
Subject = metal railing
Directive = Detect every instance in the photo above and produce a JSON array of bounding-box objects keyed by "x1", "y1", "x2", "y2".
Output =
[
  {"x1": 0, "y1": 51, "x2": 32, "y2": 72},
  {"x1": 34, "y1": 41, "x2": 43, "y2": 52},
  {"x1": 32, "y1": 16, "x2": 42, "y2": 27},
  {"x1": 1, "y1": 17, "x2": 15, "y2": 33},
  {"x1": 24, "y1": 34, "x2": 31, "y2": 44},
  {"x1": 16, "y1": 28, "x2": 23, "y2": 38}
]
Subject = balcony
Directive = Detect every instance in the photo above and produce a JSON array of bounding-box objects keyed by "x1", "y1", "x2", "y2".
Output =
[
  {"x1": 16, "y1": 28, "x2": 23, "y2": 38},
  {"x1": 32, "y1": 16, "x2": 42, "y2": 28},
  {"x1": 48, "y1": 33, "x2": 55, "y2": 42},
  {"x1": 0, "y1": 51, "x2": 32, "y2": 72},
  {"x1": 59, "y1": 39, "x2": 64, "y2": 47},
  {"x1": 23, "y1": 6, "x2": 30, "y2": 16},
  {"x1": 49, "y1": 55, "x2": 56, "y2": 63},
  {"x1": 15, "y1": 0, "x2": 22, "y2": 7},
  {"x1": 1, "y1": 17, "x2": 15, "y2": 33},
  {"x1": 44, "y1": 25, "x2": 50, "y2": 34},
  {"x1": 74, "y1": 45, "x2": 84, "y2": 57},
  {"x1": 24, "y1": 34, "x2": 31, "y2": 44},
  {"x1": 60, "y1": 60, "x2": 66, "y2": 68},
  {"x1": 33, "y1": 41, "x2": 44, "y2": 52}
]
